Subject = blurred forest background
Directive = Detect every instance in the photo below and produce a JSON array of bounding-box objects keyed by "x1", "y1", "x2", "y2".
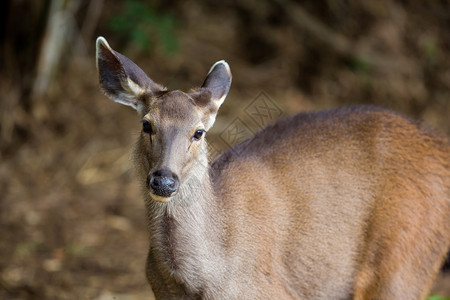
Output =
[{"x1": 1, "y1": 0, "x2": 449, "y2": 299}]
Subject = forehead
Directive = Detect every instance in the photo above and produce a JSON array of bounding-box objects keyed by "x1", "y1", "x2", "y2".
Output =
[{"x1": 146, "y1": 91, "x2": 201, "y2": 125}]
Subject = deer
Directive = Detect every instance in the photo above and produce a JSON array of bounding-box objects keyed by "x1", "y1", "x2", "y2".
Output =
[{"x1": 95, "y1": 36, "x2": 450, "y2": 299}]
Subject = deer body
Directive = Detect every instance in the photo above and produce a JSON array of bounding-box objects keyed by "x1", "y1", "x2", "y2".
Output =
[{"x1": 96, "y1": 37, "x2": 450, "y2": 299}]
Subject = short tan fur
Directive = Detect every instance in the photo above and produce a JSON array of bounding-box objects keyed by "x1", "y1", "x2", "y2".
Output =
[{"x1": 96, "y1": 36, "x2": 450, "y2": 300}]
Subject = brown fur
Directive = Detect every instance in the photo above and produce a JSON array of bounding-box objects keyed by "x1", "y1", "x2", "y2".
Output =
[{"x1": 96, "y1": 37, "x2": 450, "y2": 299}]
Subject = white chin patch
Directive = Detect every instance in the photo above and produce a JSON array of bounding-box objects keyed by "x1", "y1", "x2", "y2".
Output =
[{"x1": 150, "y1": 192, "x2": 172, "y2": 203}]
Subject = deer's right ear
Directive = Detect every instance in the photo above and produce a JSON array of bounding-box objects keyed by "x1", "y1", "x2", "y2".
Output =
[{"x1": 96, "y1": 36, "x2": 165, "y2": 112}]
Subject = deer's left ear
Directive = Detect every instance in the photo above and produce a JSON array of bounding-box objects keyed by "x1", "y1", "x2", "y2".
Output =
[
  {"x1": 190, "y1": 60, "x2": 232, "y2": 130},
  {"x1": 96, "y1": 36, "x2": 166, "y2": 113}
]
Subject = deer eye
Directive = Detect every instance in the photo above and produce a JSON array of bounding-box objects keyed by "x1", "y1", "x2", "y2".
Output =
[
  {"x1": 141, "y1": 120, "x2": 153, "y2": 134},
  {"x1": 192, "y1": 129, "x2": 205, "y2": 141}
]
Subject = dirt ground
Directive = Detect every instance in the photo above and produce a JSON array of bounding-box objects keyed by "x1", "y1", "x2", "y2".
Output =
[
  {"x1": 1, "y1": 59, "x2": 449, "y2": 299},
  {"x1": 1, "y1": 1, "x2": 450, "y2": 299}
]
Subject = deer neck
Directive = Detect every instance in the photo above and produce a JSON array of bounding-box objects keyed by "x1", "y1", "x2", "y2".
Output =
[{"x1": 144, "y1": 153, "x2": 227, "y2": 291}]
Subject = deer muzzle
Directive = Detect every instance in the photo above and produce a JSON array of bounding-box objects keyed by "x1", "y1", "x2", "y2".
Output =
[{"x1": 147, "y1": 169, "x2": 179, "y2": 201}]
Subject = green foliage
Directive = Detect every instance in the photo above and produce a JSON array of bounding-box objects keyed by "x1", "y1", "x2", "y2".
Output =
[
  {"x1": 109, "y1": 0, "x2": 179, "y2": 54},
  {"x1": 421, "y1": 36, "x2": 439, "y2": 65},
  {"x1": 349, "y1": 56, "x2": 372, "y2": 74},
  {"x1": 428, "y1": 295, "x2": 450, "y2": 300}
]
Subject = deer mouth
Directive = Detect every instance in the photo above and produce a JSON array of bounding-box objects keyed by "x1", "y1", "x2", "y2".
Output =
[{"x1": 149, "y1": 192, "x2": 173, "y2": 203}]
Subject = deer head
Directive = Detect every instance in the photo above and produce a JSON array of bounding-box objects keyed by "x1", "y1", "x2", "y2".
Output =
[{"x1": 96, "y1": 37, "x2": 232, "y2": 202}]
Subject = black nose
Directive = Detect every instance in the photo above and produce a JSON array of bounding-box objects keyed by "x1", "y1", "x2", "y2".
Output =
[{"x1": 147, "y1": 169, "x2": 179, "y2": 197}]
